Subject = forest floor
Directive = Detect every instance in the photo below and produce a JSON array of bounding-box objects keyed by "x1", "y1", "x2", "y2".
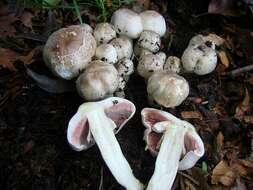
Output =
[{"x1": 0, "y1": 0, "x2": 253, "y2": 189}]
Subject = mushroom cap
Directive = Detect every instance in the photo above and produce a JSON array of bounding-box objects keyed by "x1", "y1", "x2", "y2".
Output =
[
  {"x1": 115, "y1": 58, "x2": 134, "y2": 76},
  {"x1": 110, "y1": 36, "x2": 133, "y2": 60},
  {"x1": 137, "y1": 31, "x2": 161, "y2": 53},
  {"x1": 189, "y1": 34, "x2": 224, "y2": 48},
  {"x1": 140, "y1": 10, "x2": 166, "y2": 37},
  {"x1": 82, "y1": 23, "x2": 93, "y2": 33},
  {"x1": 164, "y1": 56, "x2": 181, "y2": 73},
  {"x1": 43, "y1": 25, "x2": 96, "y2": 80},
  {"x1": 181, "y1": 44, "x2": 217, "y2": 75},
  {"x1": 95, "y1": 44, "x2": 118, "y2": 64},
  {"x1": 111, "y1": 8, "x2": 143, "y2": 39},
  {"x1": 76, "y1": 60, "x2": 119, "y2": 101},
  {"x1": 137, "y1": 54, "x2": 164, "y2": 79},
  {"x1": 156, "y1": 51, "x2": 166, "y2": 65},
  {"x1": 94, "y1": 22, "x2": 116, "y2": 44},
  {"x1": 67, "y1": 97, "x2": 136, "y2": 151},
  {"x1": 141, "y1": 108, "x2": 205, "y2": 170},
  {"x1": 134, "y1": 44, "x2": 152, "y2": 58},
  {"x1": 147, "y1": 71, "x2": 189, "y2": 107}
]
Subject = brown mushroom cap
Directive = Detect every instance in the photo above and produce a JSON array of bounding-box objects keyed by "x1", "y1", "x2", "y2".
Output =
[{"x1": 43, "y1": 25, "x2": 97, "y2": 80}]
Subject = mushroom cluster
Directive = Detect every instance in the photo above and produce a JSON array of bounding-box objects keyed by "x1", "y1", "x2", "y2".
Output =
[{"x1": 42, "y1": 7, "x2": 207, "y2": 190}]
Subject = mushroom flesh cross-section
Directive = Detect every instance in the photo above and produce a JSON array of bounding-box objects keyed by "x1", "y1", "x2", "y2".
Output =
[
  {"x1": 141, "y1": 108, "x2": 205, "y2": 190},
  {"x1": 67, "y1": 97, "x2": 144, "y2": 190}
]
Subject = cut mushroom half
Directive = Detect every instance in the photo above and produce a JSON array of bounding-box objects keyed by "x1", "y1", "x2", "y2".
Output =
[
  {"x1": 67, "y1": 97, "x2": 144, "y2": 190},
  {"x1": 141, "y1": 108, "x2": 205, "y2": 190}
]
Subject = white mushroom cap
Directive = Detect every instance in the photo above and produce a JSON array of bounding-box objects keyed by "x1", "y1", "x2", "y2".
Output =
[
  {"x1": 147, "y1": 71, "x2": 189, "y2": 107},
  {"x1": 134, "y1": 44, "x2": 152, "y2": 58},
  {"x1": 164, "y1": 56, "x2": 181, "y2": 73},
  {"x1": 82, "y1": 23, "x2": 93, "y2": 33},
  {"x1": 110, "y1": 36, "x2": 133, "y2": 60},
  {"x1": 76, "y1": 60, "x2": 119, "y2": 101},
  {"x1": 181, "y1": 44, "x2": 217, "y2": 75},
  {"x1": 138, "y1": 31, "x2": 161, "y2": 53},
  {"x1": 43, "y1": 25, "x2": 97, "y2": 80},
  {"x1": 137, "y1": 54, "x2": 164, "y2": 80},
  {"x1": 189, "y1": 34, "x2": 224, "y2": 48},
  {"x1": 156, "y1": 52, "x2": 166, "y2": 65},
  {"x1": 95, "y1": 44, "x2": 118, "y2": 64},
  {"x1": 140, "y1": 10, "x2": 166, "y2": 37},
  {"x1": 111, "y1": 8, "x2": 143, "y2": 39},
  {"x1": 115, "y1": 58, "x2": 134, "y2": 76},
  {"x1": 94, "y1": 22, "x2": 116, "y2": 44}
]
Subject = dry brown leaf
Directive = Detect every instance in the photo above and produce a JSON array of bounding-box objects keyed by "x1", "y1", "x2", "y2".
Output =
[
  {"x1": 204, "y1": 33, "x2": 225, "y2": 46},
  {"x1": 218, "y1": 51, "x2": 230, "y2": 68},
  {"x1": 211, "y1": 160, "x2": 236, "y2": 186},
  {"x1": 213, "y1": 103, "x2": 226, "y2": 116},
  {"x1": 243, "y1": 115, "x2": 253, "y2": 124},
  {"x1": 0, "y1": 14, "x2": 17, "y2": 38},
  {"x1": 235, "y1": 88, "x2": 251, "y2": 118},
  {"x1": 208, "y1": 0, "x2": 239, "y2": 16},
  {"x1": 18, "y1": 47, "x2": 42, "y2": 65},
  {"x1": 20, "y1": 11, "x2": 34, "y2": 29},
  {"x1": 216, "y1": 132, "x2": 224, "y2": 150},
  {"x1": 181, "y1": 111, "x2": 203, "y2": 120},
  {"x1": 0, "y1": 48, "x2": 19, "y2": 71}
]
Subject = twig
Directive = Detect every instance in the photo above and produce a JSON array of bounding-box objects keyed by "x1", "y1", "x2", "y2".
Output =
[
  {"x1": 178, "y1": 171, "x2": 200, "y2": 186},
  {"x1": 225, "y1": 64, "x2": 253, "y2": 77}
]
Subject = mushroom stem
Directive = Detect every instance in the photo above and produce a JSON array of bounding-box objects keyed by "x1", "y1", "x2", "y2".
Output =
[
  {"x1": 147, "y1": 123, "x2": 186, "y2": 190},
  {"x1": 87, "y1": 108, "x2": 143, "y2": 190}
]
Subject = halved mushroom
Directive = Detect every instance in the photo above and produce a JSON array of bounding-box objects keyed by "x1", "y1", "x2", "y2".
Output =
[
  {"x1": 67, "y1": 97, "x2": 144, "y2": 190},
  {"x1": 141, "y1": 108, "x2": 205, "y2": 190},
  {"x1": 43, "y1": 25, "x2": 96, "y2": 80}
]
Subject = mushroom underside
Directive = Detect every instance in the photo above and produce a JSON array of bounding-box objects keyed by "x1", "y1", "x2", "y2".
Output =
[
  {"x1": 143, "y1": 110, "x2": 200, "y2": 155},
  {"x1": 71, "y1": 102, "x2": 134, "y2": 148}
]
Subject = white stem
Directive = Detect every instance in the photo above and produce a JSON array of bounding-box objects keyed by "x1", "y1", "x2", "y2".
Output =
[
  {"x1": 87, "y1": 109, "x2": 143, "y2": 190},
  {"x1": 147, "y1": 125, "x2": 186, "y2": 190}
]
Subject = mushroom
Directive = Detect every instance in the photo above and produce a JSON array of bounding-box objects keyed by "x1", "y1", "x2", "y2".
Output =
[
  {"x1": 43, "y1": 25, "x2": 96, "y2": 80},
  {"x1": 164, "y1": 56, "x2": 181, "y2": 73},
  {"x1": 137, "y1": 54, "x2": 164, "y2": 80},
  {"x1": 134, "y1": 44, "x2": 152, "y2": 58},
  {"x1": 111, "y1": 8, "x2": 143, "y2": 39},
  {"x1": 140, "y1": 10, "x2": 166, "y2": 37},
  {"x1": 110, "y1": 36, "x2": 133, "y2": 60},
  {"x1": 94, "y1": 23, "x2": 116, "y2": 44},
  {"x1": 82, "y1": 23, "x2": 93, "y2": 33},
  {"x1": 189, "y1": 34, "x2": 224, "y2": 48},
  {"x1": 115, "y1": 58, "x2": 134, "y2": 80},
  {"x1": 76, "y1": 60, "x2": 119, "y2": 101},
  {"x1": 141, "y1": 108, "x2": 205, "y2": 190},
  {"x1": 181, "y1": 44, "x2": 217, "y2": 75},
  {"x1": 156, "y1": 52, "x2": 166, "y2": 65},
  {"x1": 137, "y1": 31, "x2": 161, "y2": 53},
  {"x1": 147, "y1": 71, "x2": 189, "y2": 107},
  {"x1": 67, "y1": 97, "x2": 144, "y2": 190},
  {"x1": 95, "y1": 44, "x2": 118, "y2": 64}
]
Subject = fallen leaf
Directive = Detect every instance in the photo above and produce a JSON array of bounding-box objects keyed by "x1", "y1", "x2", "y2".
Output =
[
  {"x1": 208, "y1": 0, "x2": 239, "y2": 16},
  {"x1": 0, "y1": 48, "x2": 19, "y2": 71},
  {"x1": 218, "y1": 51, "x2": 230, "y2": 68},
  {"x1": 20, "y1": 11, "x2": 34, "y2": 29},
  {"x1": 181, "y1": 111, "x2": 203, "y2": 120},
  {"x1": 203, "y1": 33, "x2": 225, "y2": 46},
  {"x1": 18, "y1": 46, "x2": 42, "y2": 65},
  {"x1": 243, "y1": 115, "x2": 253, "y2": 124},
  {"x1": 235, "y1": 88, "x2": 251, "y2": 119},
  {"x1": 26, "y1": 68, "x2": 75, "y2": 93},
  {"x1": 0, "y1": 14, "x2": 17, "y2": 38},
  {"x1": 211, "y1": 160, "x2": 236, "y2": 186}
]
